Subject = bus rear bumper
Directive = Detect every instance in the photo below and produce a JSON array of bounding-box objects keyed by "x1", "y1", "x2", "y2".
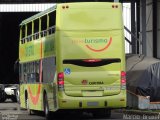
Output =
[{"x1": 58, "y1": 91, "x2": 126, "y2": 109}]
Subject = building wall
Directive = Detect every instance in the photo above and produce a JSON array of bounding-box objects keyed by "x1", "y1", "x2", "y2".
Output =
[
  {"x1": 0, "y1": 4, "x2": 55, "y2": 12},
  {"x1": 147, "y1": 0, "x2": 153, "y2": 57},
  {"x1": 141, "y1": 0, "x2": 160, "y2": 58},
  {"x1": 157, "y1": 0, "x2": 160, "y2": 58},
  {"x1": 145, "y1": 0, "x2": 153, "y2": 57},
  {"x1": 123, "y1": 3, "x2": 131, "y2": 53}
]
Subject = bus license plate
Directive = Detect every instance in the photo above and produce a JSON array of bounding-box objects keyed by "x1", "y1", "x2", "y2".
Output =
[{"x1": 87, "y1": 102, "x2": 99, "y2": 107}]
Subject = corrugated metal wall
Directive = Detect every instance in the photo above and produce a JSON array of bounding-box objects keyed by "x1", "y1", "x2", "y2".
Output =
[
  {"x1": 123, "y1": 3, "x2": 131, "y2": 53},
  {"x1": 0, "y1": 0, "x2": 54, "y2": 3},
  {"x1": 157, "y1": 0, "x2": 160, "y2": 58},
  {"x1": 0, "y1": 4, "x2": 55, "y2": 12}
]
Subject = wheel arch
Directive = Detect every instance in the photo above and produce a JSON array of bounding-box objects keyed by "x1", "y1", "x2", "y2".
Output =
[
  {"x1": 43, "y1": 89, "x2": 47, "y2": 109},
  {"x1": 25, "y1": 90, "x2": 28, "y2": 101}
]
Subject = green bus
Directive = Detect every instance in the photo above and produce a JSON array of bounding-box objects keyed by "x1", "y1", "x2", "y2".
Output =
[{"x1": 19, "y1": 2, "x2": 126, "y2": 119}]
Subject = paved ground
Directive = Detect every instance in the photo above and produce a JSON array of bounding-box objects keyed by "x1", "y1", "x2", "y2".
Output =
[
  {"x1": 0, "y1": 100, "x2": 124, "y2": 120},
  {"x1": 1, "y1": 100, "x2": 159, "y2": 120},
  {"x1": 0, "y1": 100, "x2": 45, "y2": 120}
]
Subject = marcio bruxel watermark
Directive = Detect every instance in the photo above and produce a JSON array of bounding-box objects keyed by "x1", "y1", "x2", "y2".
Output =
[
  {"x1": 123, "y1": 113, "x2": 160, "y2": 120},
  {"x1": 2, "y1": 113, "x2": 18, "y2": 120}
]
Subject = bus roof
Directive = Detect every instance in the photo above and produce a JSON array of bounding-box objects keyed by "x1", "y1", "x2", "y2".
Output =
[
  {"x1": 20, "y1": 2, "x2": 120, "y2": 26},
  {"x1": 20, "y1": 4, "x2": 56, "y2": 26}
]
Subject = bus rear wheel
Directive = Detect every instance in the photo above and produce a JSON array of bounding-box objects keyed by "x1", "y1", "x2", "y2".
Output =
[
  {"x1": 44, "y1": 94, "x2": 51, "y2": 120},
  {"x1": 92, "y1": 109, "x2": 111, "y2": 118},
  {"x1": 25, "y1": 97, "x2": 33, "y2": 115}
]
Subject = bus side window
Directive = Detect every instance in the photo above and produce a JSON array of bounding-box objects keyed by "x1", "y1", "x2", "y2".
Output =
[
  {"x1": 42, "y1": 57, "x2": 56, "y2": 83},
  {"x1": 21, "y1": 25, "x2": 26, "y2": 44},
  {"x1": 26, "y1": 63, "x2": 30, "y2": 83},
  {"x1": 27, "y1": 22, "x2": 32, "y2": 42},
  {"x1": 35, "y1": 61, "x2": 40, "y2": 82},
  {"x1": 41, "y1": 15, "x2": 47, "y2": 37},
  {"x1": 33, "y1": 19, "x2": 39, "y2": 40},
  {"x1": 31, "y1": 62, "x2": 36, "y2": 83},
  {"x1": 30, "y1": 62, "x2": 33, "y2": 73},
  {"x1": 23, "y1": 63, "x2": 27, "y2": 83},
  {"x1": 49, "y1": 11, "x2": 56, "y2": 35},
  {"x1": 19, "y1": 64, "x2": 23, "y2": 84}
]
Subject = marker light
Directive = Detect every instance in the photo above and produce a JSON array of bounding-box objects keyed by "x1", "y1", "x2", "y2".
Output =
[
  {"x1": 58, "y1": 72, "x2": 64, "y2": 90},
  {"x1": 62, "y1": 6, "x2": 65, "y2": 9},
  {"x1": 112, "y1": 5, "x2": 119, "y2": 8}
]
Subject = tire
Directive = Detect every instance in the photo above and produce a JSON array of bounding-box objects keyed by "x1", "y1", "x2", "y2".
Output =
[
  {"x1": 26, "y1": 97, "x2": 33, "y2": 115},
  {"x1": 92, "y1": 109, "x2": 111, "y2": 118},
  {"x1": 44, "y1": 94, "x2": 51, "y2": 120}
]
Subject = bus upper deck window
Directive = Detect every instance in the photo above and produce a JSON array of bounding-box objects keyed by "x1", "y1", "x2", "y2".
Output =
[
  {"x1": 33, "y1": 19, "x2": 39, "y2": 40},
  {"x1": 21, "y1": 25, "x2": 25, "y2": 44},
  {"x1": 49, "y1": 11, "x2": 56, "y2": 34},
  {"x1": 41, "y1": 15, "x2": 47, "y2": 37},
  {"x1": 27, "y1": 22, "x2": 32, "y2": 42}
]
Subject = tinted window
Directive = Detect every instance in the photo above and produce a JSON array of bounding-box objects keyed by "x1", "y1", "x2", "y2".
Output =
[{"x1": 41, "y1": 15, "x2": 47, "y2": 31}]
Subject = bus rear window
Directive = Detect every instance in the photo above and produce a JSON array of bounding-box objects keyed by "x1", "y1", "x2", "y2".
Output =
[{"x1": 63, "y1": 59, "x2": 121, "y2": 67}]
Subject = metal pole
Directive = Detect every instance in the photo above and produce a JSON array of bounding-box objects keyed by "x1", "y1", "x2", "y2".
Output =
[
  {"x1": 136, "y1": 0, "x2": 140, "y2": 54},
  {"x1": 153, "y1": 0, "x2": 157, "y2": 58},
  {"x1": 131, "y1": 0, "x2": 136, "y2": 54},
  {"x1": 141, "y1": 0, "x2": 146, "y2": 55}
]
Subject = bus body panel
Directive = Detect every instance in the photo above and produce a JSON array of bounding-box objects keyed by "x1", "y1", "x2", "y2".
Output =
[
  {"x1": 19, "y1": 34, "x2": 55, "y2": 63},
  {"x1": 56, "y1": 2, "x2": 125, "y2": 100},
  {"x1": 19, "y1": 2, "x2": 126, "y2": 113},
  {"x1": 20, "y1": 82, "x2": 57, "y2": 112},
  {"x1": 58, "y1": 90, "x2": 126, "y2": 109},
  {"x1": 57, "y1": 30, "x2": 124, "y2": 97},
  {"x1": 56, "y1": 2, "x2": 123, "y2": 31}
]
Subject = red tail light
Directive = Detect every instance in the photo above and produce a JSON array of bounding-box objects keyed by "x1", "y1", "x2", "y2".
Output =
[
  {"x1": 83, "y1": 59, "x2": 101, "y2": 63},
  {"x1": 58, "y1": 72, "x2": 64, "y2": 90},
  {"x1": 58, "y1": 72, "x2": 64, "y2": 79},
  {"x1": 121, "y1": 71, "x2": 126, "y2": 90},
  {"x1": 58, "y1": 81, "x2": 64, "y2": 85},
  {"x1": 121, "y1": 79, "x2": 126, "y2": 84}
]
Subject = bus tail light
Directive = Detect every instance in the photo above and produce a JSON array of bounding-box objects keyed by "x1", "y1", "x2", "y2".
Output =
[
  {"x1": 58, "y1": 72, "x2": 64, "y2": 91},
  {"x1": 121, "y1": 71, "x2": 126, "y2": 90},
  {"x1": 83, "y1": 59, "x2": 101, "y2": 63}
]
